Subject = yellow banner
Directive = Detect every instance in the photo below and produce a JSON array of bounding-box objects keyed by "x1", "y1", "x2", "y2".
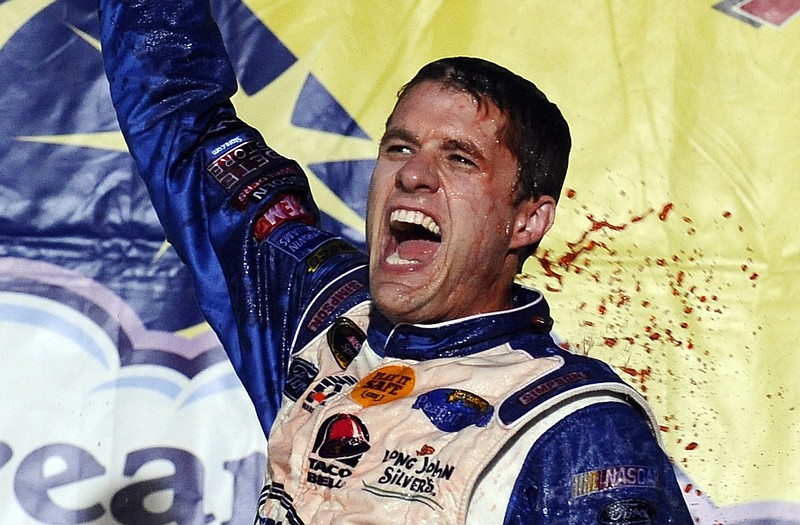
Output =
[{"x1": 254, "y1": 0, "x2": 800, "y2": 509}]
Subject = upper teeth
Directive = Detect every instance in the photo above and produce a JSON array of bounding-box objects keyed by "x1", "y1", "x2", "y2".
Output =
[{"x1": 390, "y1": 209, "x2": 441, "y2": 237}]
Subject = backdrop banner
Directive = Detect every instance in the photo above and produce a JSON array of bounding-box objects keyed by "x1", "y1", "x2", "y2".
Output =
[{"x1": 1, "y1": 1, "x2": 798, "y2": 523}]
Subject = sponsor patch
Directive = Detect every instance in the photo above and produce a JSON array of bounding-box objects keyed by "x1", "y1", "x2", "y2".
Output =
[
  {"x1": 231, "y1": 163, "x2": 307, "y2": 211},
  {"x1": 307, "y1": 414, "x2": 370, "y2": 489},
  {"x1": 498, "y1": 370, "x2": 591, "y2": 426},
  {"x1": 306, "y1": 280, "x2": 365, "y2": 332},
  {"x1": 412, "y1": 389, "x2": 493, "y2": 432},
  {"x1": 350, "y1": 365, "x2": 415, "y2": 407},
  {"x1": 327, "y1": 317, "x2": 365, "y2": 370},
  {"x1": 206, "y1": 139, "x2": 284, "y2": 190},
  {"x1": 362, "y1": 449, "x2": 456, "y2": 508},
  {"x1": 307, "y1": 240, "x2": 359, "y2": 273},
  {"x1": 598, "y1": 499, "x2": 656, "y2": 524},
  {"x1": 283, "y1": 358, "x2": 318, "y2": 402},
  {"x1": 572, "y1": 466, "x2": 659, "y2": 499},
  {"x1": 253, "y1": 194, "x2": 314, "y2": 241},
  {"x1": 312, "y1": 414, "x2": 371, "y2": 461},
  {"x1": 267, "y1": 224, "x2": 331, "y2": 262},
  {"x1": 302, "y1": 374, "x2": 359, "y2": 413}
]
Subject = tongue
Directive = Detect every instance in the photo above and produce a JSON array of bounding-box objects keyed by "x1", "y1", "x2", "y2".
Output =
[{"x1": 397, "y1": 239, "x2": 438, "y2": 262}]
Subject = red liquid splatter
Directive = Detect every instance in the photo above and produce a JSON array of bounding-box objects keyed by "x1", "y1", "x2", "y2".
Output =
[{"x1": 659, "y1": 203, "x2": 674, "y2": 221}]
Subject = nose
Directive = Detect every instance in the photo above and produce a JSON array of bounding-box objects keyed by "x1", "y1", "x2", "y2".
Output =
[{"x1": 395, "y1": 152, "x2": 440, "y2": 193}]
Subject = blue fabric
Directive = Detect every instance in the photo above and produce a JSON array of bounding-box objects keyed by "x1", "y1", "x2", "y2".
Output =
[{"x1": 506, "y1": 402, "x2": 691, "y2": 524}]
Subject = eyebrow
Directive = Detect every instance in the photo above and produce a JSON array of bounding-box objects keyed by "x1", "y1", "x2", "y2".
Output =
[
  {"x1": 380, "y1": 129, "x2": 487, "y2": 163},
  {"x1": 379, "y1": 128, "x2": 418, "y2": 148},
  {"x1": 442, "y1": 138, "x2": 485, "y2": 163}
]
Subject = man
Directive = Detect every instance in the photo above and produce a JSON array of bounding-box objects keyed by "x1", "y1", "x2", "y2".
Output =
[{"x1": 100, "y1": 0, "x2": 692, "y2": 523}]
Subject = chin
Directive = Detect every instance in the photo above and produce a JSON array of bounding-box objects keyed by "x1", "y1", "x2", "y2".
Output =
[{"x1": 371, "y1": 288, "x2": 425, "y2": 325}]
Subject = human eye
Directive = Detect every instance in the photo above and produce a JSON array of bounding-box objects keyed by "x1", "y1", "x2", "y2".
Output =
[
  {"x1": 442, "y1": 140, "x2": 482, "y2": 171},
  {"x1": 448, "y1": 153, "x2": 478, "y2": 168},
  {"x1": 384, "y1": 143, "x2": 412, "y2": 155}
]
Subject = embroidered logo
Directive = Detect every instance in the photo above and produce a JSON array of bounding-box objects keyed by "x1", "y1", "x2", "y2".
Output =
[
  {"x1": 362, "y1": 449, "x2": 456, "y2": 509},
  {"x1": 498, "y1": 368, "x2": 592, "y2": 426},
  {"x1": 412, "y1": 388, "x2": 493, "y2": 432},
  {"x1": 350, "y1": 365, "x2": 415, "y2": 407},
  {"x1": 572, "y1": 466, "x2": 658, "y2": 499},
  {"x1": 253, "y1": 194, "x2": 314, "y2": 241},
  {"x1": 307, "y1": 413, "x2": 371, "y2": 491},
  {"x1": 598, "y1": 499, "x2": 656, "y2": 524},
  {"x1": 206, "y1": 139, "x2": 283, "y2": 190},
  {"x1": 302, "y1": 374, "x2": 359, "y2": 413},
  {"x1": 326, "y1": 317, "x2": 365, "y2": 370},
  {"x1": 231, "y1": 163, "x2": 306, "y2": 211},
  {"x1": 307, "y1": 240, "x2": 359, "y2": 273},
  {"x1": 306, "y1": 280, "x2": 365, "y2": 332},
  {"x1": 283, "y1": 358, "x2": 318, "y2": 402}
]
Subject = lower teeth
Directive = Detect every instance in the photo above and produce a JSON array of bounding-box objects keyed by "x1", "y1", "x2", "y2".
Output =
[{"x1": 386, "y1": 251, "x2": 418, "y2": 265}]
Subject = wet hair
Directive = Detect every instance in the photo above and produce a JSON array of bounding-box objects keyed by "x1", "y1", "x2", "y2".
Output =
[{"x1": 394, "y1": 57, "x2": 572, "y2": 266}]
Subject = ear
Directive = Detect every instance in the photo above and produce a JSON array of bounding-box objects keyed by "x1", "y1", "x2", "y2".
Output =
[{"x1": 509, "y1": 195, "x2": 556, "y2": 250}]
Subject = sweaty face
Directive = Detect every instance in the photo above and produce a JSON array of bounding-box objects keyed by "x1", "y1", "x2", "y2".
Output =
[{"x1": 366, "y1": 81, "x2": 544, "y2": 324}]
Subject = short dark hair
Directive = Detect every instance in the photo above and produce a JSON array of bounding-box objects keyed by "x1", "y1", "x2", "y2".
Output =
[{"x1": 394, "y1": 57, "x2": 572, "y2": 265}]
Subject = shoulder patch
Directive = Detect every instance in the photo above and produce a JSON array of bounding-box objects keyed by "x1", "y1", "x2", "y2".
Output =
[
  {"x1": 498, "y1": 356, "x2": 623, "y2": 426},
  {"x1": 572, "y1": 466, "x2": 659, "y2": 499}
]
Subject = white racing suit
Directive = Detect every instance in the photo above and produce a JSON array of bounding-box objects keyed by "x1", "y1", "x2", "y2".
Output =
[{"x1": 99, "y1": 0, "x2": 693, "y2": 523}]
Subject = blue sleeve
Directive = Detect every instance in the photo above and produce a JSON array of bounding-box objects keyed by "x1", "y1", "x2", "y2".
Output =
[
  {"x1": 504, "y1": 402, "x2": 693, "y2": 525},
  {"x1": 99, "y1": 0, "x2": 368, "y2": 433}
]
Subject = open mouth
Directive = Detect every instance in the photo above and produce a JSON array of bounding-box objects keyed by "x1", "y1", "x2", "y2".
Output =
[{"x1": 385, "y1": 209, "x2": 442, "y2": 266}]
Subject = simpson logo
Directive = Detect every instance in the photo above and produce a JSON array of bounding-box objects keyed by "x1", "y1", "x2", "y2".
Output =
[
  {"x1": 572, "y1": 466, "x2": 658, "y2": 499},
  {"x1": 350, "y1": 365, "x2": 415, "y2": 407},
  {"x1": 253, "y1": 194, "x2": 314, "y2": 241},
  {"x1": 206, "y1": 139, "x2": 283, "y2": 190},
  {"x1": 326, "y1": 317, "x2": 365, "y2": 370},
  {"x1": 306, "y1": 280, "x2": 365, "y2": 331},
  {"x1": 498, "y1": 370, "x2": 591, "y2": 426},
  {"x1": 284, "y1": 358, "x2": 319, "y2": 402},
  {"x1": 598, "y1": 499, "x2": 656, "y2": 524},
  {"x1": 302, "y1": 374, "x2": 359, "y2": 413},
  {"x1": 517, "y1": 372, "x2": 588, "y2": 406},
  {"x1": 412, "y1": 389, "x2": 493, "y2": 432}
]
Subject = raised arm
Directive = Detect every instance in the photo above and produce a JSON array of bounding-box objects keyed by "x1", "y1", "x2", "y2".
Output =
[{"x1": 99, "y1": 0, "x2": 368, "y2": 432}]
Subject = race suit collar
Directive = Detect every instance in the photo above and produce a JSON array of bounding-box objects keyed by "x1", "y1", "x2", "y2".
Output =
[{"x1": 367, "y1": 285, "x2": 554, "y2": 360}]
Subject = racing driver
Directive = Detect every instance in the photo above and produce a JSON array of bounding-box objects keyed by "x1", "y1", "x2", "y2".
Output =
[{"x1": 99, "y1": 0, "x2": 693, "y2": 523}]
